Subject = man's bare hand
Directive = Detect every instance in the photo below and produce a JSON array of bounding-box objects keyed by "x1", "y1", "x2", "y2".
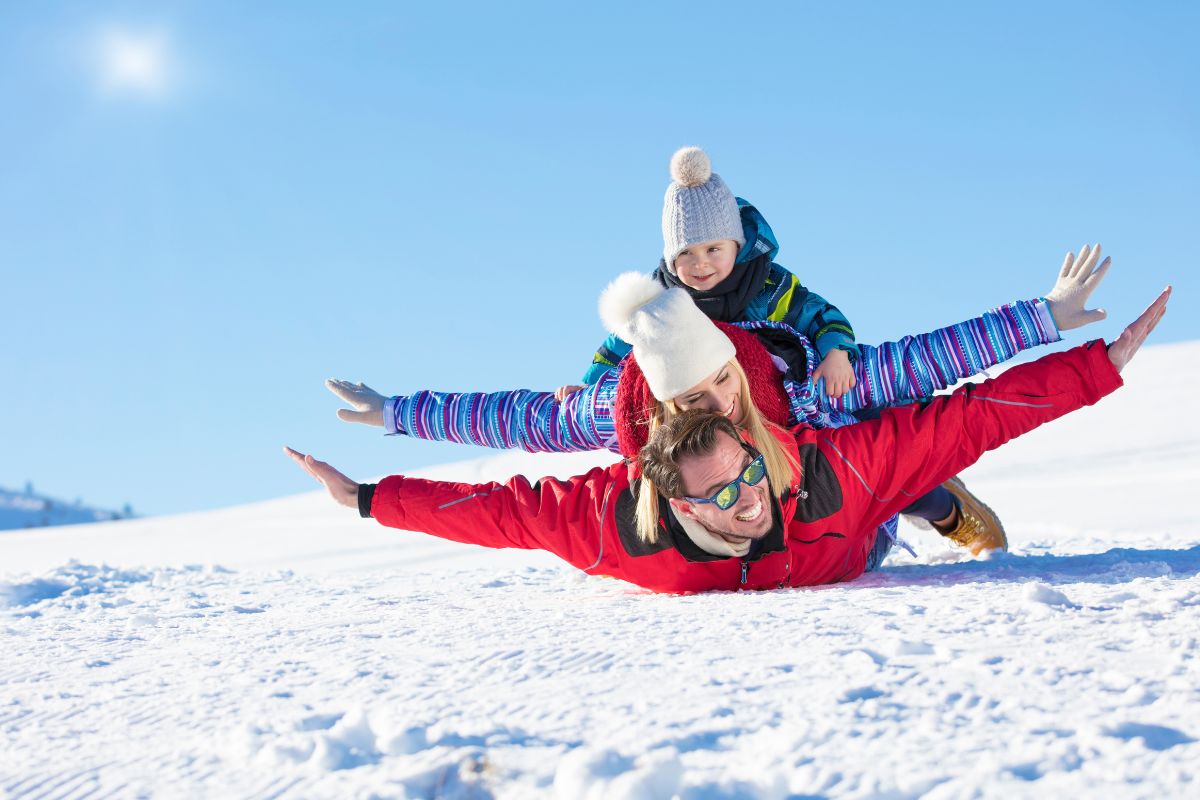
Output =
[
  {"x1": 326, "y1": 379, "x2": 386, "y2": 427},
  {"x1": 283, "y1": 446, "x2": 359, "y2": 509},
  {"x1": 1108, "y1": 287, "x2": 1171, "y2": 373}
]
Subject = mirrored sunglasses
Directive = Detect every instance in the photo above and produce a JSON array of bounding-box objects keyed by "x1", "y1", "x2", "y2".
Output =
[{"x1": 684, "y1": 453, "x2": 767, "y2": 511}]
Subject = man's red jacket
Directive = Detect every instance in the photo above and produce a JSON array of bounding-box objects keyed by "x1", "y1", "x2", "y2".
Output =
[{"x1": 369, "y1": 342, "x2": 1122, "y2": 593}]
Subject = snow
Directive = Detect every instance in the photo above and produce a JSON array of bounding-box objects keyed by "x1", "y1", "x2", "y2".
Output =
[
  {"x1": 1, "y1": 341, "x2": 1198, "y2": 798},
  {"x1": 0, "y1": 486, "x2": 128, "y2": 531}
]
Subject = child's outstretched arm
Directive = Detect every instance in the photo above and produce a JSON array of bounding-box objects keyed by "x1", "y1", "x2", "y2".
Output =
[
  {"x1": 824, "y1": 244, "x2": 1112, "y2": 415},
  {"x1": 325, "y1": 376, "x2": 621, "y2": 454},
  {"x1": 771, "y1": 276, "x2": 856, "y2": 360},
  {"x1": 761, "y1": 268, "x2": 856, "y2": 397},
  {"x1": 580, "y1": 333, "x2": 633, "y2": 385}
]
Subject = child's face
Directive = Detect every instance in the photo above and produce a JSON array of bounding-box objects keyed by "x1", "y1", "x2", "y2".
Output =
[{"x1": 673, "y1": 239, "x2": 738, "y2": 291}]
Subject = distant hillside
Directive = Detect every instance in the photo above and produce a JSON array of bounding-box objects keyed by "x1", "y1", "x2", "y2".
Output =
[{"x1": 0, "y1": 485, "x2": 132, "y2": 531}]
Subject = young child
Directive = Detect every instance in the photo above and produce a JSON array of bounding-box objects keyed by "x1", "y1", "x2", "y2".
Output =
[{"x1": 557, "y1": 146, "x2": 857, "y2": 400}]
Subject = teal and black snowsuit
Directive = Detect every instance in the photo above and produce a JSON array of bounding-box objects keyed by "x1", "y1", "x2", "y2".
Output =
[{"x1": 580, "y1": 199, "x2": 856, "y2": 384}]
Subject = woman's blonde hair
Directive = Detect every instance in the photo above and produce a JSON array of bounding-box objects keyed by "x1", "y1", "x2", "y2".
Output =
[{"x1": 634, "y1": 359, "x2": 800, "y2": 544}]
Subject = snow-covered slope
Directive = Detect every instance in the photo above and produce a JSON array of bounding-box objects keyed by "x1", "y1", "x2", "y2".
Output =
[
  {"x1": 0, "y1": 486, "x2": 129, "y2": 531},
  {"x1": 2, "y1": 342, "x2": 1198, "y2": 799}
]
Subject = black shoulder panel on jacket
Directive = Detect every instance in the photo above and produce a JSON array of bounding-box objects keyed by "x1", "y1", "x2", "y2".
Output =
[
  {"x1": 613, "y1": 486, "x2": 675, "y2": 557},
  {"x1": 793, "y1": 443, "x2": 843, "y2": 522},
  {"x1": 751, "y1": 326, "x2": 809, "y2": 383}
]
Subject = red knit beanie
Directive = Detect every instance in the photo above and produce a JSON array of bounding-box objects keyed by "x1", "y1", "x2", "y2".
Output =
[{"x1": 614, "y1": 322, "x2": 791, "y2": 458}]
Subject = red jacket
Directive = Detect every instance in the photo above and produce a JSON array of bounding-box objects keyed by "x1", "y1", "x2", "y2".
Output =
[{"x1": 370, "y1": 342, "x2": 1122, "y2": 593}]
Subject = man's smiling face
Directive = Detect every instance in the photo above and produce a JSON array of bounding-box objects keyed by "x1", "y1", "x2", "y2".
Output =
[{"x1": 669, "y1": 431, "x2": 773, "y2": 544}]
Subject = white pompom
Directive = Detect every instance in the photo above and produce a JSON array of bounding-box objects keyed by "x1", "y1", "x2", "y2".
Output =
[
  {"x1": 670, "y1": 146, "x2": 711, "y2": 187},
  {"x1": 598, "y1": 272, "x2": 663, "y2": 336}
]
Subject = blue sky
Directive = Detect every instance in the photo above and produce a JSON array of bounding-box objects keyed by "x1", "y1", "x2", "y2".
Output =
[{"x1": 2, "y1": 1, "x2": 1196, "y2": 516}]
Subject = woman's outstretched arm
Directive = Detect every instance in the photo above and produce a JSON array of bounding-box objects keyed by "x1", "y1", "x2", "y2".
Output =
[
  {"x1": 326, "y1": 375, "x2": 621, "y2": 454},
  {"x1": 827, "y1": 244, "x2": 1112, "y2": 413}
]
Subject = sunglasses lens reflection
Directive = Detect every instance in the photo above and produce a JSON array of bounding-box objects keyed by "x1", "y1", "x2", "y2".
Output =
[
  {"x1": 743, "y1": 459, "x2": 765, "y2": 486},
  {"x1": 689, "y1": 455, "x2": 766, "y2": 511},
  {"x1": 714, "y1": 484, "x2": 739, "y2": 509}
]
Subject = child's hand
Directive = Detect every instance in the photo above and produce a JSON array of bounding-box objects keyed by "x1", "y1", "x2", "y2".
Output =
[
  {"x1": 555, "y1": 384, "x2": 585, "y2": 402},
  {"x1": 813, "y1": 350, "x2": 856, "y2": 398}
]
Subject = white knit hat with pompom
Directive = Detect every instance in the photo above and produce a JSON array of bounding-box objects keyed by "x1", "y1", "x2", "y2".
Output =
[
  {"x1": 661, "y1": 146, "x2": 745, "y2": 273},
  {"x1": 598, "y1": 271, "x2": 736, "y2": 400}
]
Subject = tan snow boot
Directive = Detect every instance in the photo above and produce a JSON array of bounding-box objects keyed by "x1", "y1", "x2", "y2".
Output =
[{"x1": 938, "y1": 475, "x2": 1008, "y2": 555}]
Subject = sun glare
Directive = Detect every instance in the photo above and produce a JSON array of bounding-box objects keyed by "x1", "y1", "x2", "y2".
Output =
[{"x1": 94, "y1": 27, "x2": 172, "y2": 98}]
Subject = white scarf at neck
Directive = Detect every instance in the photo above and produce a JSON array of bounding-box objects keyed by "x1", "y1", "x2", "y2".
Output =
[{"x1": 671, "y1": 506, "x2": 752, "y2": 559}]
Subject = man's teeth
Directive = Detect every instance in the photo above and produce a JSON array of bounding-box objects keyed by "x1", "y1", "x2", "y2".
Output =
[{"x1": 735, "y1": 500, "x2": 762, "y2": 522}]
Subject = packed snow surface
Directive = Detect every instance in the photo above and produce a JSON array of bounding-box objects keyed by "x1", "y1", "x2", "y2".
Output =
[{"x1": 2, "y1": 342, "x2": 1198, "y2": 799}]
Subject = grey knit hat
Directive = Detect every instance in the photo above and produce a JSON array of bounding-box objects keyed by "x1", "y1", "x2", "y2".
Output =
[{"x1": 661, "y1": 147, "x2": 745, "y2": 272}]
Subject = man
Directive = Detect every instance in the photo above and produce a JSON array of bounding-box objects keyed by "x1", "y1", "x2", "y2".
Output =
[{"x1": 286, "y1": 288, "x2": 1168, "y2": 594}]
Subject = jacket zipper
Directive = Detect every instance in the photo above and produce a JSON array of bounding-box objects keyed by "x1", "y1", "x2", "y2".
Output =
[{"x1": 740, "y1": 559, "x2": 749, "y2": 585}]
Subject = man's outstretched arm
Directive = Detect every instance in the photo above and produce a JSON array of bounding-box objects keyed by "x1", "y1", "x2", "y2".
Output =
[
  {"x1": 821, "y1": 287, "x2": 1170, "y2": 531},
  {"x1": 283, "y1": 446, "x2": 618, "y2": 574}
]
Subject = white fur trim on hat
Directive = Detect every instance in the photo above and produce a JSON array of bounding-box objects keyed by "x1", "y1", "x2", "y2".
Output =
[
  {"x1": 597, "y1": 271, "x2": 736, "y2": 400},
  {"x1": 599, "y1": 272, "x2": 664, "y2": 340}
]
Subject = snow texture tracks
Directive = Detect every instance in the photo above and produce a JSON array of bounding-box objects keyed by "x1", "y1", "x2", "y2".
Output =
[{"x1": 2, "y1": 548, "x2": 1199, "y2": 799}]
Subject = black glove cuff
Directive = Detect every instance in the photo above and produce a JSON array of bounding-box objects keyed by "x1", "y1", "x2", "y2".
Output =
[{"x1": 357, "y1": 483, "x2": 377, "y2": 518}]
